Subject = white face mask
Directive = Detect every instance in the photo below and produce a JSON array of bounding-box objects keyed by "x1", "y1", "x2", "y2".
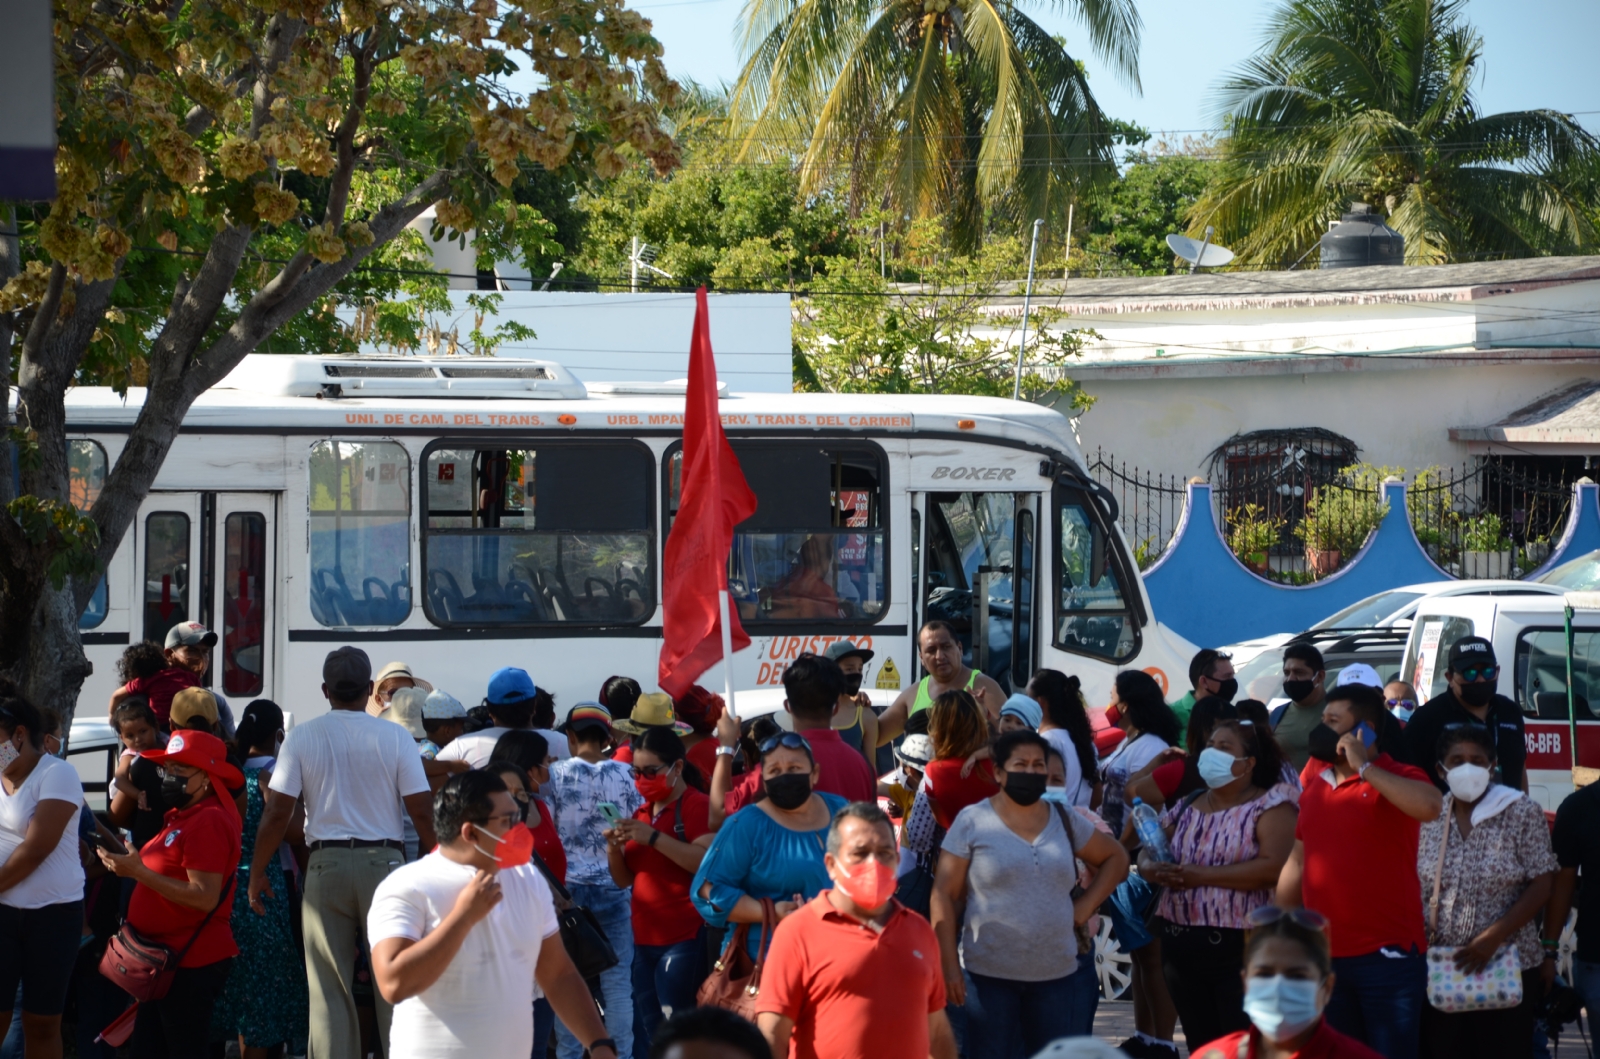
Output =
[{"x1": 1444, "y1": 762, "x2": 1492, "y2": 803}]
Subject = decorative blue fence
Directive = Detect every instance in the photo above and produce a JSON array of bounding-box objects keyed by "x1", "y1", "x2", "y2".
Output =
[{"x1": 1136, "y1": 478, "x2": 1600, "y2": 648}]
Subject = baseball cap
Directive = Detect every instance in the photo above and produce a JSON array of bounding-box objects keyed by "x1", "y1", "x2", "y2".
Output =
[
  {"x1": 486, "y1": 667, "x2": 538, "y2": 706},
  {"x1": 385, "y1": 687, "x2": 428, "y2": 739},
  {"x1": 558, "y1": 702, "x2": 613, "y2": 735},
  {"x1": 323, "y1": 647, "x2": 373, "y2": 700},
  {"x1": 1335, "y1": 663, "x2": 1383, "y2": 689},
  {"x1": 823, "y1": 640, "x2": 875, "y2": 665},
  {"x1": 896, "y1": 733, "x2": 933, "y2": 769},
  {"x1": 1000, "y1": 693, "x2": 1043, "y2": 730},
  {"x1": 170, "y1": 687, "x2": 220, "y2": 729},
  {"x1": 165, "y1": 622, "x2": 218, "y2": 650},
  {"x1": 422, "y1": 689, "x2": 467, "y2": 720},
  {"x1": 141, "y1": 728, "x2": 243, "y2": 789},
  {"x1": 1448, "y1": 636, "x2": 1498, "y2": 670}
]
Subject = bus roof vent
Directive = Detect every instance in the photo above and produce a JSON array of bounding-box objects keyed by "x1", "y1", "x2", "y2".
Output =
[
  {"x1": 218, "y1": 354, "x2": 587, "y2": 400},
  {"x1": 587, "y1": 379, "x2": 727, "y2": 396}
]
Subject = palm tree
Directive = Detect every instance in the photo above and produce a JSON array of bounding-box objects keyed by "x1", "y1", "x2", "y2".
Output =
[
  {"x1": 728, "y1": 0, "x2": 1142, "y2": 249},
  {"x1": 1192, "y1": 0, "x2": 1599, "y2": 266}
]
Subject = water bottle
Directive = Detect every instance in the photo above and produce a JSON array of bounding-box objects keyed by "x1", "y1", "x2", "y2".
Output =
[{"x1": 1131, "y1": 798, "x2": 1172, "y2": 863}]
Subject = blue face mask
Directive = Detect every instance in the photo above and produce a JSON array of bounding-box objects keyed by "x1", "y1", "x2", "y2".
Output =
[
  {"x1": 1394, "y1": 706, "x2": 1414, "y2": 723},
  {"x1": 1041, "y1": 787, "x2": 1070, "y2": 806},
  {"x1": 1242, "y1": 975, "x2": 1322, "y2": 1041},
  {"x1": 1197, "y1": 747, "x2": 1244, "y2": 789}
]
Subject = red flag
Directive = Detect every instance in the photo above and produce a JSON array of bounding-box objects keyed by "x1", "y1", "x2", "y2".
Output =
[{"x1": 658, "y1": 288, "x2": 758, "y2": 697}]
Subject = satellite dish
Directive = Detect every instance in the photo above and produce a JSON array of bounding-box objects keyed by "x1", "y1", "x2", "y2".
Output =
[{"x1": 1166, "y1": 226, "x2": 1235, "y2": 273}]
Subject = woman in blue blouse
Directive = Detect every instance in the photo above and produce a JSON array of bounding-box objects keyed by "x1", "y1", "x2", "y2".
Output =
[{"x1": 691, "y1": 732, "x2": 846, "y2": 956}]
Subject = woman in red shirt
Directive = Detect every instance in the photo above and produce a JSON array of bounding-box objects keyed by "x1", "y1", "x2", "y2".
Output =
[
  {"x1": 604, "y1": 727, "x2": 714, "y2": 1057},
  {"x1": 97, "y1": 729, "x2": 242, "y2": 1059},
  {"x1": 1193, "y1": 909, "x2": 1382, "y2": 1059}
]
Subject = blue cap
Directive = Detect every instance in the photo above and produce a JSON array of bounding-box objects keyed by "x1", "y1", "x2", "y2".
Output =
[
  {"x1": 486, "y1": 667, "x2": 538, "y2": 705},
  {"x1": 1000, "y1": 693, "x2": 1042, "y2": 730}
]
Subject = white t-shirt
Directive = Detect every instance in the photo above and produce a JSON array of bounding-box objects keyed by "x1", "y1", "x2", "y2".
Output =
[
  {"x1": 1043, "y1": 728, "x2": 1094, "y2": 808},
  {"x1": 271, "y1": 710, "x2": 430, "y2": 844},
  {"x1": 1105, "y1": 731, "x2": 1169, "y2": 779},
  {"x1": 435, "y1": 728, "x2": 570, "y2": 769},
  {"x1": 0, "y1": 754, "x2": 86, "y2": 908},
  {"x1": 367, "y1": 852, "x2": 561, "y2": 1059}
]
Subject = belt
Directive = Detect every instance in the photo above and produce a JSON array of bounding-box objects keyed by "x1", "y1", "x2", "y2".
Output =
[{"x1": 309, "y1": 838, "x2": 405, "y2": 852}]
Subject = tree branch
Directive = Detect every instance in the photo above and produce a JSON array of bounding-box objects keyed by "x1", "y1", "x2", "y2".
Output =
[{"x1": 323, "y1": 33, "x2": 379, "y2": 232}]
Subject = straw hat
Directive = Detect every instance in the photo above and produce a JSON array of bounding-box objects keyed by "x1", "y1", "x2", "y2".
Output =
[{"x1": 612, "y1": 692, "x2": 693, "y2": 736}]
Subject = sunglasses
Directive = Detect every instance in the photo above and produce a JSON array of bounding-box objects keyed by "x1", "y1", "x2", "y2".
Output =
[
  {"x1": 1386, "y1": 698, "x2": 1416, "y2": 709},
  {"x1": 759, "y1": 732, "x2": 813, "y2": 755},
  {"x1": 629, "y1": 763, "x2": 677, "y2": 779},
  {"x1": 1245, "y1": 906, "x2": 1329, "y2": 934},
  {"x1": 1457, "y1": 666, "x2": 1499, "y2": 683}
]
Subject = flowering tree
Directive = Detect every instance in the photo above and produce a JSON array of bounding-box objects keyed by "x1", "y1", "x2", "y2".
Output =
[{"x1": 0, "y1": 0, "x2": 678, "y2": 723}]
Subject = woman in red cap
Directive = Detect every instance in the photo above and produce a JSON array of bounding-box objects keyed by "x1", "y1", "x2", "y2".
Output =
[{"x1": 97, "y1": 728, "x2": 243, "y2": 1059}]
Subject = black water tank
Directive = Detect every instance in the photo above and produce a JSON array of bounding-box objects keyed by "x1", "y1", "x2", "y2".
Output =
[{"x1": 1319, "y1": 203, "x2": 1404, "y2": 269}]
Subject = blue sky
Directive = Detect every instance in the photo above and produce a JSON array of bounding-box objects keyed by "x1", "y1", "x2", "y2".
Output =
[{"x1": 629, "y1": 0, "x2": 1600, "y2": 141}]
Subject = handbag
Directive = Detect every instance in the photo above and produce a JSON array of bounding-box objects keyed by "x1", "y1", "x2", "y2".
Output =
[
  {"x1": 528, "y1": 849, "x2": 620, "y2": 981},
  {"x1": 696, "y1": 897, "x2": 776, "y2": 1022},
  {"x1": 1424, "y1": 808, "x2": 1524, "y2": 1013},
  {"x1": 98, "y1": 875, "x2": 235, "y2": 1003}
]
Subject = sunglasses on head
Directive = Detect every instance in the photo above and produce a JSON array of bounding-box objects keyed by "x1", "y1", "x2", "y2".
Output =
[
  {"x1": 759, "y1": 732, "x2": 812, "y2": 755},
  {"x1": 1457, "y1": 666, "x2": 1498, "y2": 683},
  {"x1": 1245, "y1": 905, "x2": 1329, "y2": 934}
]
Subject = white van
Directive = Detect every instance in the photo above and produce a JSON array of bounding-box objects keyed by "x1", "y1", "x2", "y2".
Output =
[{"x1": 1400, "y1": 592, "x2": 1600, "y2": 810}]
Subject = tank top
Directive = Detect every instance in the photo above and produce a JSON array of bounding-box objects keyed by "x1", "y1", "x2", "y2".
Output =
[
  {"x1": 836, "y1": 705, "x2": 864, "y2": 752},
  {"x1": 911, "y1": 670, "x2": 979, "y2": 715}
]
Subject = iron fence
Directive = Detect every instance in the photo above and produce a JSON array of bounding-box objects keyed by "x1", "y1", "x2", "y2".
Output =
[{"x1": 1089, "y1": 449, "x2": 1584, "y2": 583}]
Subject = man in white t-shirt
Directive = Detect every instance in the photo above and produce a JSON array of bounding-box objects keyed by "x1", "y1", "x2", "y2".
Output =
[
  {"x1": 368, "y1": 771, "x2": 619, "y2": 1059},
  {"x1": 248, "y1": 647, "x2": 435, "y2": 1059},
  {"x1": 435, "y1": 667, "x2": 570, "y2": 769}
]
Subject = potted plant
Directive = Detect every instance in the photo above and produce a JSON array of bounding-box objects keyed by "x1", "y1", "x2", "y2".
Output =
[
  {"x1": 1525, "y1": 534, "x2": 1552, "y2": 568},
  {"x1": 1295, "y1": 480, "x2": 1389, "y2": 579},
  {"x1": 1227, "y1": 504, "x2": 1281, "y2": 574},
  {"x1": 1461, "y1": 513, "x2": 1513, "y2": 578}
]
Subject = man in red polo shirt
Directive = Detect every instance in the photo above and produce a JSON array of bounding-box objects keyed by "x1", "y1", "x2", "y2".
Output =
[
  {"x1": 1276, "y1": 683, "x2": 1442, "y2": 1059},
  {"x1": 779, "y1": 656, "x2": 877, "y2": 803},
  {"x1": 756, "y1": 802, "x2": 955, "y2": 1059}
]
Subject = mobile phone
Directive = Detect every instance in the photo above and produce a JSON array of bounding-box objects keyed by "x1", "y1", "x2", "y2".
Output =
[
  {"x1": 598, "y1": 802, "x2": 623, "y2": 826},
  {"x1": 86, "y1": 831, "x2": 128, "y2": 856},
  {"x1": 1356, "y1": 722, "x2": 1376, "y2": 749}
]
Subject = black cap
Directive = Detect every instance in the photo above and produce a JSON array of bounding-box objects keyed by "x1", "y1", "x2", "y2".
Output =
[
  {"x1": 1447, "y1": 636, "x2": 1497, "y2": 670},
  {"x1": 323, "y1": 646, "x2": 373, "y2": 699}
]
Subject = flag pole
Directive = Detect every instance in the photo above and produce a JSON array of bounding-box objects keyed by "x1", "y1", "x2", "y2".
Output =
[{"x1": 719, "y1": 589, "x2": 737, "y2": 719}]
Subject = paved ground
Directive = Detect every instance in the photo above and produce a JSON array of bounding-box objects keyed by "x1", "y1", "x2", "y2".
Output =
[{"x1": 1092, "y1": 1001, "x2": 1190, "y2": 1053}]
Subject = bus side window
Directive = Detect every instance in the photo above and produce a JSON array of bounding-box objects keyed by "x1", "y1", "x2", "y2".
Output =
[
  {"x1": 70, "y1": 440, "x2": 109, "y2": 629},
  {"x1": 1053, "y1": 485, "x2": 1138, "y2": 662},
  {"x1": 1517, "y1": 629, "x2": 1600, "y2": 720},
  {"x1": 422, "y1": 441, "x2": 654, "y2": 626},
  {"x1": 309, "y1": 440, "x2": 413, "y2": 628}
]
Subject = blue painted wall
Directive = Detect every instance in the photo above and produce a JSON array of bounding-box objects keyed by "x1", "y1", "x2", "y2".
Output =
[{"x1": 1141, "y1": 479, "x2": 1600, "y2": 647}]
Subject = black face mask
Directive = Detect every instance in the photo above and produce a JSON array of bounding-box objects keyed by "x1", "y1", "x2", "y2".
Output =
[
  {"x1": 1003, "y1": 772, "x2": 1048, "y2": 807},
  {"x1": 1283, "y1": 678, "x2": 1317, "y2": 703},
  {"x1": 1213, "y1": 677, "x2": 1239, "y2": 703},
  {"x1": 160, "y1": 772, "x2": 194, "y2": 805},
  {"x1": 1458, "y1": 682, "x2": 1495, "y2": 707},
  {"x1": 765, "y1": 773, "x2": 813, "y2": 811},
  {"x1": 843, "y1": 672, "x2": 864, "y2": 696},
  {"x1": 1306, "y1": 723, "x2": 1342, "y2": 764}
]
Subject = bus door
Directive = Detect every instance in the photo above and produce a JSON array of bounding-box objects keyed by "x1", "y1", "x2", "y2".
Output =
[
  {"x1": 913, "y1": 491, "x2": 1039, "y2": 693},
  {"x1": 136, "y1": 492, "x2": 277, "y2": 705}
]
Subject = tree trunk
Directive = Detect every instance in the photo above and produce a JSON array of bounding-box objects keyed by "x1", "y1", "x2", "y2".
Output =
[{"x1": 21, "y1": 582, "x2": 93, "y2": 738}]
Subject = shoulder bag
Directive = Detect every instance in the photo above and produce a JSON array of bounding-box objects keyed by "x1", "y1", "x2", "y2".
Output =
[
  {"x1": 1424, "y1": 807, "x2": 1523, "y2": 1013},
  {"x1": 99, "y1": 874, "x2": 235, "y2": 1003},
  {"x1": 528, "y1": 849, "x2": 620, "y2": 981},
  {"x1": 696, "y1": 897, "x2": 777, "y2": 1022}
]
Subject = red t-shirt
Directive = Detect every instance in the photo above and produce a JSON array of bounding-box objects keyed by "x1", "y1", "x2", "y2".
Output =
[
  {"x1": 1296, "y1": 753, "x2": 1430, "y2": 958},
  {"x1": 124, "y1": 667, "x2": 200, "y2": 725},
  {"x1": 1151, "y1": 759, "x2": 1186, "y2": 800},
  {"x1": 624, "y1": 788, "x2": 712, "y2": 946},
  {"x1": 799, "y1": 728, "x2": 877, "y2": 804},
  {"x1": 129, "y1": 794, "x2": 242, "y2": 967},
  {"x1": 725, "y1": 770, "x2": 763, "y2": 814},
  {"x1": 529, "y1": 797, "x2": 566, "y2": 885},
  {"x1": 922, "y1": 759, "x2": 999, "y2": 829},
  {"x1": 1194, "y1": 1021, "x2": 1384, "y2": 1059},
  {"x1": 758, "y1": 894, "x2": 946, "y2": 1059}
]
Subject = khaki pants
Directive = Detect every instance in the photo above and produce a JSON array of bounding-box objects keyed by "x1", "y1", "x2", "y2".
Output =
[{"x1": 302, "y1": 845, "x2": 404, "y2": 1059}]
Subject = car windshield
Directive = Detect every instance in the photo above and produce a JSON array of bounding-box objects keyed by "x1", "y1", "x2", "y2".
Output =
[
  {"x1": 1312, "y1": 590, "x2": 1424, "y2": 630},
  {"x1": 1236, "y1": 650, "x2": 1287, "y2": 703},
  {"x1": 1538, "y1": 550, "x2": 1600, "y2": 592}
]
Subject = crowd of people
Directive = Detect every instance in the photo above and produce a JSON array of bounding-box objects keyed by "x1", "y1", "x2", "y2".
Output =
[{"x1": 0, "y1": 619, "x2": 1593, "y2": 1059}]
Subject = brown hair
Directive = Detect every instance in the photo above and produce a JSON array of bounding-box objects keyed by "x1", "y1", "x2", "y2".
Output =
[
  {"x1": 929, "y1": 689, "x2": 989, "y2": 762},
  {"x1": 1245, "y1": 916, "x2": 1332, "y2": 977}
]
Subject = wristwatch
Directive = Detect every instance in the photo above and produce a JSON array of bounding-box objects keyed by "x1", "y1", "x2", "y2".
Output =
[
  {"x1": 716, "y1": 745, "x2": 737, "y2": 757},
  {"x1": 590, "y1": 1038, "x2": 618, "y2": 1055}
]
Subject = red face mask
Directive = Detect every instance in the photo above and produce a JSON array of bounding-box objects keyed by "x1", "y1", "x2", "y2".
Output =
[
  {"x1": 1104, "y1": 703, "x2": 1123, "y2": 728},
  {"x1": 833, "y1": 856, "x2": 898, "y2": 911},
  {"x1": 475, "y1": 823, "x2": 534, "y2": 870},
  {"x1": 635, "y1": 771, "x2": 676, "y2": 805}
]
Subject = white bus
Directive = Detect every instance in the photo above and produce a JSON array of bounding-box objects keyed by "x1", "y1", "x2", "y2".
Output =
[{"x1": 60, "y1": 353, "x2": 1197, "y2": 725}]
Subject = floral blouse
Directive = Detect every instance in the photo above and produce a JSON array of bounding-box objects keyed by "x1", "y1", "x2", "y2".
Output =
[
  {"x1": 1157, "y1": 783, "x2": 1298, "y2": 929},
  {"x1": 1417, "y1": 788, "x2": 1558, "y2": 971}
]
